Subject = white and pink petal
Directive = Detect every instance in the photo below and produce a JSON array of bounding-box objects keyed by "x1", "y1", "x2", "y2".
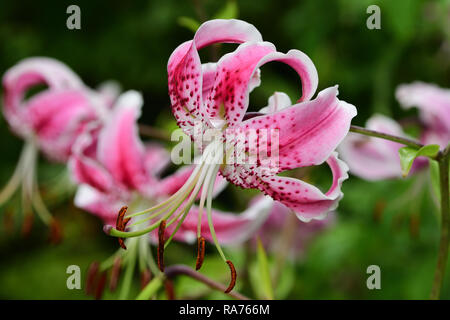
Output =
[
  {"x1": 74, "y1": 184, "x2": 127, "y2": 226},
  {"x1": 167, "y1": 19, "x2": 264, "y2": 136},
  {"x1": 257, "y1": 152, "x2": 349, "y2": 222},
  {"x1": 97, "y1": 91, "x2": 153, "y2": 191}
]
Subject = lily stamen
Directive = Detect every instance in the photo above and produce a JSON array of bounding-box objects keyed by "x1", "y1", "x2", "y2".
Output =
[
  {"x1": 157, "y1": 220, "x2": 166, "y2": 272},
  {"x1": 195, "y1": 236, "x2": 206, "y2": 271},
  {"x1": 225, "y1": 260, "x2": 237, "y2": 293}
]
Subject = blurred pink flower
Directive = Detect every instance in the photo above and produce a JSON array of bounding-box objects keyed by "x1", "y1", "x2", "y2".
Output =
[
  {"x1": 2, "y1": 57, "x2": 110, "y2": 162},
  {"x1": 0, "y1": 57, "x2": 112, "y2": 232},
  {"x1": 339, "y1": 82, "x2": 449, "y2": 180},
  {"x1": 396, "y1": 82, "x2": 450, "y2": 147}
]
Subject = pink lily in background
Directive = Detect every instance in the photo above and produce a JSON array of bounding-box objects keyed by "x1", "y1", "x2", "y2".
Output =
[
  {"x1": 106, "y1": 19, "x2": 356, "y2": 292},
  {"x1": 0, "y1": 57, "x2": 112, "y2": 237},
  {"x1": 339, "y1": 115, "x2": 417, "y2": 180},
  {"x1": 70, "y1": 90, "x2": 273, "y2": 298},
  {"x1": 396, "y1": 82, "x2": 450, "y2": 148},
  {"x1": 339, "y1": 82, "x2": 449, "y2": 181}
]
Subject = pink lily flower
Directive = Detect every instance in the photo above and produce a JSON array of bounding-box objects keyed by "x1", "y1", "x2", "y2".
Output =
[
  {"x1": 107, "y1": 19, "x2": 356, "y2": 291},
  {"x1": 71, "y1": 90, "x2": 273, "y2": 298},
  {"x1": 396, "y1": 82, "x2": 450, "y2": 148},
  {"x1": 3, "y1": 57, "x2": 110, "y2": 161},
  {"x1": 1, "y1": 57, "x2": 110, "y2": 235},
  {"x1": 339, "y1": 82, "x2": 449, "y2": 181},
  {"x1": 166, "y1": 19, "x2": 355, "y2": 221}
]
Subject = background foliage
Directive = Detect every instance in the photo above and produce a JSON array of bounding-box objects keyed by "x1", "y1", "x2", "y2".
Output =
[{"x1": 0, "y1": 0, "x2": 449, "y2": 299}]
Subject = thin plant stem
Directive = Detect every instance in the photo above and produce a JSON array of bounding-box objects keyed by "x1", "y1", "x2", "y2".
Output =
[
  {"x1": 119, "y1": 238, "x2": 138, "y2": 299},
  {"x1": 138, "y1": 124, "x2": 171, "y2": 142},
  {"x1": 349, "y1": 125, "x2": 425, "y2": 150},
  {"x1": 430, "y1": 144, "x2": 450, "y2": 299}
]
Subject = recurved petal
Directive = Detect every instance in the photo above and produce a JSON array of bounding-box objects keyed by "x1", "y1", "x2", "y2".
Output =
[
  {"x1": 167, "y1": 19, "x2": 263, "y2": 136},
  {"x1": 396, "y1": 82, "x2": 450, "y2": 133},
  {"x1": 240, "y1": 86, "x2": 357, "y2": 172},
  {"x1": 205, "y1": 44, "x2": 319, "y2": 128},
  {"x1": 192, "y1": 19, "x2": 263, "y2": 49},
  {"x1": 204, "y1": 42, "x2": 276, "y2": 127},
  {"x1": 396, "y1": 82, "x2": 450, "y2": 147},
  {"x1": 2, "y1": 57, "x2": 84, "y2": 131},
  {"x1": 257, "y1": 49, "x2": 318, "y2": 103},
  {"x1": 257, "y1": 152, "x2": 349, "y2": 222},
  {"x1": 97, "y1": 91, "x2": 152, "y2": 191}
]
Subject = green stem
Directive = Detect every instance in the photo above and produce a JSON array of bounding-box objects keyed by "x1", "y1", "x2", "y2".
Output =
[
  {"x1": 138, "y1": 124, "x2": 171, "y2": 142},
  {"x1": 136, "y1": 275, "x2": 164, "y2": 300},
  {"x1": 119, "y1": 238, "x2": 138, "y2": 300},
  {"x1": 430, "y1": 144, "x2": 450, "y2": 299},
  {"x1": 349, "y1": 125, "x2": 424, "y2": 150}
]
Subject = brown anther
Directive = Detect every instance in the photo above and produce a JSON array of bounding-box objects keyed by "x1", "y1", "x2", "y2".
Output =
[
  {"x1": 49, "y1": 219, "x2": 62, "y2": 244},
  {"x1": 140, "y1": 269, "x2": 152, "y2": 290},
  {"x1": 94, "y1": 271, "x2": 107, "y2": 300},
  {"x1": 85, "y1": 261, "x2": 100, "y2": 296},
  {"x1": 118, "y1": 238, "x2": 127, "y2": 250},
  {"x1": 164, "y1": 279, "x2": 176, "y2": 300},
  {"x1": 21, "y1": 212, "x2": 34, "y2": 238},
  {"x1": 224, "y1": 260, "x2": 237, "y2": 293},
  {"x1": 157, "y1": 220, "x2": 166, "y2": 272},
  {"x1": 109, "y1": 257, "x2": 121, "y2": 292},
  {"x1": 116, "y1": 206, "x2": 129, "y2": 249},
  {"x1": 195, "y1": 236, "x2": 206, "y2": 271}
]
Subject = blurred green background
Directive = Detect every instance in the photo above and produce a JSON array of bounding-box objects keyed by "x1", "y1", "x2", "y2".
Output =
[{"x1": 0, "y1": 0, "x2": 449, "y2": 299}]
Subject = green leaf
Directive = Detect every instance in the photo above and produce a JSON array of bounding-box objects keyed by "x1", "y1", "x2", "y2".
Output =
[
  {"x1": 398, "y1": 144, "x2": 440, "y2": 177},
  {"x1": 256, "y1": 238, "x2": 274, "y2": 300},
  {"x1": 177, "y1": 17, "x2": 201, "y2": 33},
  {"x1": 213, "y1": 0, "x2": 239, "y2": 20},
  {"x1": 135, "y1": 276, "x2": 163, "y2": 300}
]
